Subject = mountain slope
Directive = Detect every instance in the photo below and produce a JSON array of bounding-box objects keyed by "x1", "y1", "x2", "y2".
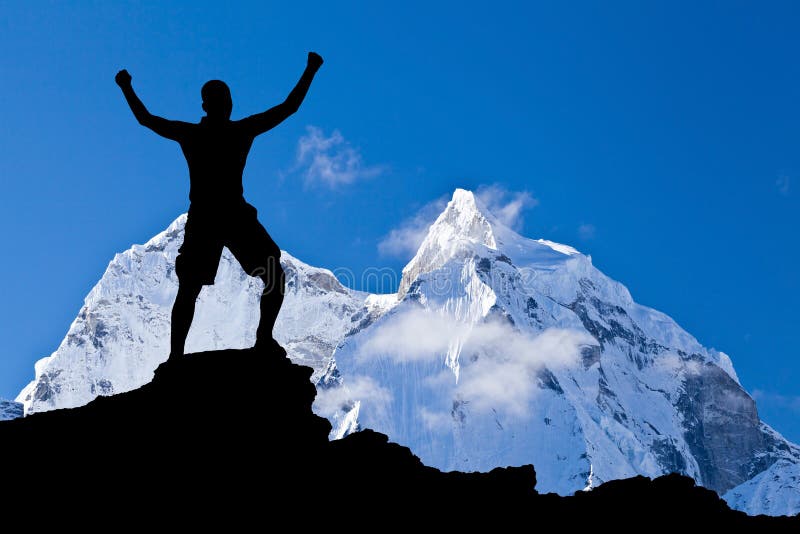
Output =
[
  {"x1": 322, "y1": 189, "x2": 800, "y2": 516},
  {"x1": 0, "y1": 399, "x2": 22, "y2": 421},
  {"x1": 14, "y1": 189, "x2": 800, "y2": 516},
  {"x1": 16, "y1": 214, "x2": 368, "y2": 414}
]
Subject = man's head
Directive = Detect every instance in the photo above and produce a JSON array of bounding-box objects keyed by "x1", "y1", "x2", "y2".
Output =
[{"x1": 201, "y1": 80, "x2": 232, "y2": 120}]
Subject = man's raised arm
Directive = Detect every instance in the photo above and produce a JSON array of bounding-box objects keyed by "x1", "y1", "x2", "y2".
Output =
[
  {"x1": 241, "y1": 52, "x2": 324, "y2": 137},
  {"x1": 115, "y1": 69, "x2": 188, "y2": 142}
]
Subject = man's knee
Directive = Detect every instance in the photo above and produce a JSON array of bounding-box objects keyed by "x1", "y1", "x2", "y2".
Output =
[
  {"x1": 259, "y1": 262, "x2": 285, "y2": 296},
  {"x1": 176, "y1": 282, "x2": 203, "y2": 301}
]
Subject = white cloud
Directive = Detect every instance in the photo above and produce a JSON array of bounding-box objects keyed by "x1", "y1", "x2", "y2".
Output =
[
  {"x1": 313, "y1": 375, "x2": 392, "y2": 417},
  {"x1": 578, "y1": 223, "x2": 596, "y2": 240},
  {"x1": 653, "y1": 352, "x2": 703, "y2": 377},
  {"x1": 776, "y1": 174, "x2": 791, "y2": 196},
  {"x1": 294, "y1": 125, "x2": 384, "y2": 188},
  {"x1": 354, "y1": 308, "x2": 593, "y2": 419},
  {"x1": 458, "y1": 324, "x2": 592, "y2": 416},
  {"x1": 475, "y1": 184, "x2": 538, "y2": 230},
  {"x1": 357, "y1": 309, "x2": 463, "y2": 362},
  {"x1": 377, "y1": 196, "x2": 448, "y2": 258},
  {"x1": 419, "y1": 407, "x2": 452, "y2": 430}
]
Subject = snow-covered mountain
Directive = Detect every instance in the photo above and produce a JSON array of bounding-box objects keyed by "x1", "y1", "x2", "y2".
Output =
[
  {"x1": 15, "y1": 189, "x2": 800, "y2": 516},
  {"x1": 0, "y1": 399, "x2": 23, "y2": 421},
  {"x1": 319, "y1": 189, "x2": 800, "y2": 517},
  {"x1": 16, "y1": 214, "x2": 370, "y2": 414}
]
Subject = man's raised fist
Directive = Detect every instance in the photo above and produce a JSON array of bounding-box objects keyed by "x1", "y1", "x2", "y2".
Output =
[
  {"x1": 307, "y1": 52, "x2": 323, "y2": 71},
  {"x1": 115, "y1": 69, "x2": 132, "y2": 88}
]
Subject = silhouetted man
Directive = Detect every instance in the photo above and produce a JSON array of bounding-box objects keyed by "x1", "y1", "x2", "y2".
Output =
[{"x1": 116, "y1": 52, "x2": 323, "y2": 360}]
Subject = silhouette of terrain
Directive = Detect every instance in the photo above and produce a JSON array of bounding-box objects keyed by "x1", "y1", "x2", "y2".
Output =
[{"x1": 0, "y1": 346, "x2": 796, "y2": 528}]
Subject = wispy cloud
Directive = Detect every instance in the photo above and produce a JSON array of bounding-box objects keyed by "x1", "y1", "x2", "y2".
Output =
[
  {"x1": 578, "y1": 223, "x2": 596, "y2": 240},
  {"x1": 357, "y1": 309, "x2": 462, "y2": 361},
  {"x1": 377, "y1": 196, "x2": 448, "y2": 258},
  {"x1": 294, "y1": 125, "x2": 385, "y2": 188},
  {"x1": 354, "y1": 308, "x2": 593, "y2": 420},
  {"x1": 475, "y1": 184, "x2": 538, "y2": 230},
  {"x1": 419, "y1": 407, "x2": 452, "y2": 430},
  {"x1": 313, "y1": 375, "x2": 392, "y2": 417},
  {"x1": 776, "y1": 174, "x2": 791, "y2": 196},
  {"x1": 457, "y1": 325, "x2": 591, "y2": 416}
]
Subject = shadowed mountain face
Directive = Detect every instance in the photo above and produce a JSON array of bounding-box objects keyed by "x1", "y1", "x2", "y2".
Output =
[{"x1": 0, "y1": 346, "x2": 795, "y2": 527}]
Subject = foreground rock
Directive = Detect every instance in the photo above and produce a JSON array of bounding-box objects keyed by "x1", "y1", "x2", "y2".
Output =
[{"x1": 0, "y1": 346, "x2": 795, "y2": 528}]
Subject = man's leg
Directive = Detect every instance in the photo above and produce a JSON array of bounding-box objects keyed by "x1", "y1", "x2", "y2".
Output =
[
  {"x1": 226, "y1": 204, "x2": 286, "y2": 351},
  {"x1": 170, "y1": 281, "x2": 203, "y2": 359},
  {"x1": 256, "y1": 258, "x2": 286, "y2": 345},
  {"x1": 171, "y1": 208, "x2": 222, "y2": 359}
]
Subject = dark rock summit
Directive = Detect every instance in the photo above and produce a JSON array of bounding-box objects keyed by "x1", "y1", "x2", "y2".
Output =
[{"x1": 0, "y1": 346, "x2": 796, "y2": 528}]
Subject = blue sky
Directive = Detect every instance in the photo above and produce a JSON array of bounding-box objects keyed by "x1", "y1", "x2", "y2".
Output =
[{"x1": 1, "y1": 2, "x2": 799, "y2": 441}]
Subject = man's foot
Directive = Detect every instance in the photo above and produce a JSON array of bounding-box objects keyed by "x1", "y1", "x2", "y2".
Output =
[
  {"x1": 253, "y1": 336, "x2": 287, "y2": 357},
  {"x1": 167, "y1": 352, "x2": 184, "y2": 363}
]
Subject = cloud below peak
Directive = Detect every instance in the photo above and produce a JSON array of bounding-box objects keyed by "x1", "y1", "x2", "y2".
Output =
[{"x1": 353, "y1": 307, "x2": 593, "y2": 420}]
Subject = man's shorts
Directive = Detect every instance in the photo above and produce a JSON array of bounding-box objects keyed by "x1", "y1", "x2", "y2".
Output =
[{"x1": 175, "y1": 202, "x2": 281, "y2": 286}]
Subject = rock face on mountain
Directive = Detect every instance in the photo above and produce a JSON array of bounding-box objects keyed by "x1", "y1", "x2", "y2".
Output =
[
  {"x1": 0, "y1": 345, "x2": 793, "y2": 528},
  {"x1": 14, "y1": 189, "x2": 800, "y2": 516},
  {"x1": 0, "y1": 399, "x2": 22, "y2": 421}
]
